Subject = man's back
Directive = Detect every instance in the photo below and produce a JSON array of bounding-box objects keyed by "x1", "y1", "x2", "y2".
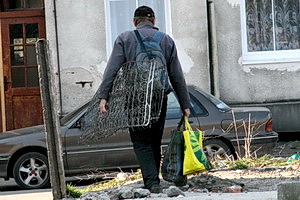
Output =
[{"x1": 99, "y1": 22, "x2": 190, "y2": 110}]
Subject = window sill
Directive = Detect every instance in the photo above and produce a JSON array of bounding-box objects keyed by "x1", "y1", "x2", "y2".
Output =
[
  {"x1": 241, "y1": 50, "x2": 300, "y2": 65},
  {"x1": 242, "y1": 57, "x2": 300, "y2": 65}
]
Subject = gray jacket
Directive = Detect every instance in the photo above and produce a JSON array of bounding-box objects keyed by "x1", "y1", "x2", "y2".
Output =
[{"x1": 99, "y1": 22, "x2": 191, "y2": 110}]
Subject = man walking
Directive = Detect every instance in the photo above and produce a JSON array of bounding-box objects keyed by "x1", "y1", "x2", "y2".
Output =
[{"x1": 98, "y1": 6, "x2": 191, "y2": 193}]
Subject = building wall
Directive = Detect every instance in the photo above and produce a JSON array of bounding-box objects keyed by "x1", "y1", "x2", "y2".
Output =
[
  {"x1": 45, "y1": 0, "x2": 210, "y2": 114},
  {"x1": 215, "y1": 0, "x2": 300, "y2": 104},
  {"x1": 171, "y1": 0, "x2": 210, "y2": 93}
]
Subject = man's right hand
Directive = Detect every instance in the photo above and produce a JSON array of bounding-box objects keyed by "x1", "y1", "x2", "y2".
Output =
[
  {"x1": 99, "y1": 99, "x2": 108, "y2": 114},
  {"x1": 182, "y1": 108, "x2": 190, "y2": 117}
]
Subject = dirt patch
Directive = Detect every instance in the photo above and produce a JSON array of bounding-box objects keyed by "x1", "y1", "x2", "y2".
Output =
[
  {"x1": 73, "y1": 141, "x2": 300, "y2": 200},
  {"x1": 205, "y1": 165, "x2": 299, "y2": 192},
  {"x1": 183, "y1": 141, "x2": 300, "y2": 192},
  {"x1": 271, "y1": 140, "x2": 300, "y2": 157},
  {"x1": 83, "y1": 141, "x2": 300, "y2": 195}
]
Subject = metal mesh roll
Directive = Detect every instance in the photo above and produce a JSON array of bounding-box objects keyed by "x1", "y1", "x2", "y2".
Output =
[{"x1": 81, "y1": 60, "x2": 167, "y2": 141}]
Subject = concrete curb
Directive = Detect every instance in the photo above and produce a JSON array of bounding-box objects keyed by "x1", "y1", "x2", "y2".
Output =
[
  {"x1": 278, "y1": 181, "x2": 300, "y2": 200},
  {"x1": 0, "y1": 189, "x2": 52, "y2": 200},
  {"x1": 0, "y1": 191, "x2": 278, "y2": 200}
]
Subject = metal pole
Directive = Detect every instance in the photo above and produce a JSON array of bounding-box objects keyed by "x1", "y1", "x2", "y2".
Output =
[
  {"x1": 207, "y1": 0, "x2": 220, "y2": 98},
  {"x1": 36, "y1": 39, "x2": 66, "y2": 199}
]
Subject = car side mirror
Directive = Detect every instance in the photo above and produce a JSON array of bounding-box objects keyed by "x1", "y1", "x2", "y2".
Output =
[{"x1": 72, "y1": 119, "x2": 82, "y2": 129}]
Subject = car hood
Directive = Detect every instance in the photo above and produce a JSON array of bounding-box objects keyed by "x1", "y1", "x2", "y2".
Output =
[{"x1": 0, "y1": 125, "x2": 45, "y2": 140}]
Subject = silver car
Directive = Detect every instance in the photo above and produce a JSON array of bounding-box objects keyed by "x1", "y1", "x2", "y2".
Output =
[{"x1": 0, "y1": 86, "x2": 278, "y2": 189}]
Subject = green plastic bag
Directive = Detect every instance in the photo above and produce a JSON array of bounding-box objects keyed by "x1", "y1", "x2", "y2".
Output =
[
  {"x1": 287, "y1": 152, "x2": 300, "y2": 164},
  {"x1": 183, "y1": 117, "x2": 212, "y2": 175},
  {"x1": 161, "y1": 119, "x2": 186, "y2": 184}
]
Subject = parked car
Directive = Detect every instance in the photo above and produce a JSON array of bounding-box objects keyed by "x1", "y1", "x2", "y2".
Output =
[{"x1": 0, "y1": 86, "x2": 278, "y2": 189}]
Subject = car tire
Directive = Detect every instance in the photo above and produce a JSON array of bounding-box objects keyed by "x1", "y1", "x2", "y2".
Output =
[
  {"x1": 13, "y1": 152, "x2": 50, "y2": 189},
  {"x1": 203, "y1": 139, "x2": 232, "y2": 160}
]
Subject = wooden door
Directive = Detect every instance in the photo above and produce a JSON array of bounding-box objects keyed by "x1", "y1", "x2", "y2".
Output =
[{"x1": 2, "y1": 15, "x2": 45, "y2": 130}]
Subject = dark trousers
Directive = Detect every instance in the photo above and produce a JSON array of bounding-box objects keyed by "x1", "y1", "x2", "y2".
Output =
[{"x1": 129, "y1": 98, "x2": 167, "y2": 189}]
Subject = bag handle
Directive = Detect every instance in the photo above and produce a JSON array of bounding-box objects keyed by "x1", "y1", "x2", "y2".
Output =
[
  {"x1": 176, "y1": 115, "x2": 185, "y2": 130},
  {"x1": 134, "y1": 30, "x2": 152, "y2": 60},
  {"x1": 177, "y1": 115, "x2": 193, "y2": 131},
  {"x1": 184, "y1": 116, "x2": 193, "y2": 131}
]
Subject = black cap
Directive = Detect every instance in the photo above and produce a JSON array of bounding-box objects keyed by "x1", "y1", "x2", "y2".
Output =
[{"x1": 134, "y1": 6, "x2": 155, "y2": 18}]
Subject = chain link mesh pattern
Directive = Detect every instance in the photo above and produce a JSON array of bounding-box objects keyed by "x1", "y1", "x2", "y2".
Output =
[{"x1": 81, "y1": 60, "x2": 167, "y2": 141}]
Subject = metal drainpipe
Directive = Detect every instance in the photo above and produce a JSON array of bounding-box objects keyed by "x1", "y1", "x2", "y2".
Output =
[
  {"x1": 207, "y1": 0, "x2": 220, "y2": 98},
  {"x1": 52, "y1": 0, "x2": 63, "y2": 116}
]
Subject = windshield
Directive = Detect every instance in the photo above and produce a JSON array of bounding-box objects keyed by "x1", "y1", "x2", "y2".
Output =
[
  {"x1": 195, "y1": 88, "x2": 231, "y2": 112},
  {"x1": 60, "y1": 102, "x2": 89, "y2": 126}
]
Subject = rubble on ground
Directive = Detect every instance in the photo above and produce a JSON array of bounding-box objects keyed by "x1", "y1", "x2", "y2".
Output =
[{"x1": 62, "y1": 142, "x2": 300, "y2": 199}]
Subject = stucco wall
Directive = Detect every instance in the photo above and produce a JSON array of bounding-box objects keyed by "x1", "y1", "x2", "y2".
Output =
[
  {"x1": 45, "y1": 0, "x2": 210, "y2": 114},
  {"x1": 215, "y1": 0, "x2": 300, "y2": 104},
  {"x1": 171, "y1": 0, "x2": 210, "y2": 92}
]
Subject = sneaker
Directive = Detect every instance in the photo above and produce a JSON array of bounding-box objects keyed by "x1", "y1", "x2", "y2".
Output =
[{"x1": 149, "y1": 184, "x2": 160, "y2": 193}]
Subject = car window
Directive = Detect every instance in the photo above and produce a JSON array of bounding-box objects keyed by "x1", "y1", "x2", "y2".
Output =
[
  {"x1": 166, "y1": 92, "x2": 207, "y2": 119},
  {"x1": 190, "y1": 94, "x2": 207, "y2": 116},
  {"x1": 60, "y1": 102, "x2": 89, "y2": 126},
  {"x1": 166, "y1": 92, "x2": 182, "y2": 119},
  {"x1": 194, "y1": 88, "x2": 231, "y2": 112}
]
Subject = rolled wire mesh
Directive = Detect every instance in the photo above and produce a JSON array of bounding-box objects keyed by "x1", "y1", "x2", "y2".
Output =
[{"x1": 81, "y1": 60, "x2": 167, "y2": 141}]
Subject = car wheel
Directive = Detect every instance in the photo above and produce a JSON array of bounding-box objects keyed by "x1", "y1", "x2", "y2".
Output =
[
  {"x1": 203, "y1": 139, "x2": 232, "y2": 160},
  {"x1": 13, "y1": 152, "x2": 50, "y2": 189}
]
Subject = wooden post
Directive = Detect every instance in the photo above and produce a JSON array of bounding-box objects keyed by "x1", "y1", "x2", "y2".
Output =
[
  {"x1": 0, "y1": 40, "x2": 6, "y2": 132},
  {"x1": 36, "y1": 39, "x2": 66, "y2": 199}
]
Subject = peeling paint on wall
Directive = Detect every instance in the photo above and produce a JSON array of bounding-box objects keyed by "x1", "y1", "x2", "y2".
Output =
[
  {"x1": 242, "y1": 62, "x2": 300, "y2": 73},
  {"x1": 175, "y1": 40, "x2": 194, "y2": 74},
  {"x1": 89, "y1": 61, "x2": 107, "y2": 88},
  {"x1": 226, "y1": 0, "x2": 240, "y2": 7},
  {"x1": 49, "y1": 0, "x2": 210, "y2": 113},
  {"x1": 61, "y1": 67, "x2": 97, "y2": 113},
  {"x1": 97, "y1": 61, "x2": 107, "y2": 75}
]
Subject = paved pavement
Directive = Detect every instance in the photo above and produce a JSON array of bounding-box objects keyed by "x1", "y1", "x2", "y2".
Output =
[
  {"x1": 0, "y1": 178, "x2": 278, "y2": 200},
  {"x1": 151, "y1": 191, "x2": 277, "y2": 200},
  {"x1": 0, "y1": 190, "x2": 278, "y2": 200},
  {"x1": 0, "y1": 189, "x2": 52, "y2": 200}
]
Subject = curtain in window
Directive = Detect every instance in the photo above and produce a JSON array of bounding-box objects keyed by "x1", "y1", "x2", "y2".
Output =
[
  {"x1": 246, "y1": 0, "x2": 274, "y2": 52},
  {"x1": 109, "y1": 0, "x2": 136, "y2": 45},
  {"x1": 109, "y1": 0, "x2": 166, "y2": 47},
  {"x1": 246, "y1": 0, "x2": 300, "y2": 52},
  {"x1": 275, "y1": 0, "x2": 300, "y2": 50}
]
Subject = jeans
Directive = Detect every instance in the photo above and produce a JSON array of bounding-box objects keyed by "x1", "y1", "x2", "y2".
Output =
[{"x1": 129, "y1": 97, "x2": 167, "y2": 189}]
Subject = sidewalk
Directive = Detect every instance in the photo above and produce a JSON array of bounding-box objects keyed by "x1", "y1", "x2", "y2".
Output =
[
  {"x1": 151, "y1": 191, "x2": 277, "y2": 200},
  {"x1": 0, "y1": 189, "x2": 52, "y2": 200},
  {"x1": 0, "y1": 190, "x2": 277, "y2": 200}
]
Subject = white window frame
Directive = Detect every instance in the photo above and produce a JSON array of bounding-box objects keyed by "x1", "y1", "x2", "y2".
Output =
[
  {"x1": 240, "y1": 0, "x2": 300, "y2": 65},
  {"x1": 104, "y1": 0, "x2": 172, "y2": 58}
]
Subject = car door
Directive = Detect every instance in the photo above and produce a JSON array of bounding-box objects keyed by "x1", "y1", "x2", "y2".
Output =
[
  {"x1": 63, "y1": 116, "x2": 137, "y2": 175},
  {"x1": 63, "y1": 91, "x2": 207, "y2": 174},
  {"x1": 162, "y1": 92, "x2": 207, "y2": 147}
]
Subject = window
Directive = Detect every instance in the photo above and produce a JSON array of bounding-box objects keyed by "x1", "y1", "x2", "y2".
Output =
[
  {"x1": 195, "y1": 88, "x2": 231, "y2": 112},
  {"x1": 241, "y1": 0, "x2": 300, "y2": 64},
  {"x1": 190, "y1": 95, "x2": 208, "y2": 116},
  {"x1": 105, "y1": 0, "x2": 171, "y2": 56},
  {"x1": 166, "y1": 92, "x2": 207, "y2": 119},
  {"x1": 166, "y1": 92, "x2": 182, "y2": 119},
  {"x1": 10, "y1": 23, "x2": 40, "y2": 88},
  {"x1": 1, "y1": 0, "x2": 44, "y2": 11}
]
